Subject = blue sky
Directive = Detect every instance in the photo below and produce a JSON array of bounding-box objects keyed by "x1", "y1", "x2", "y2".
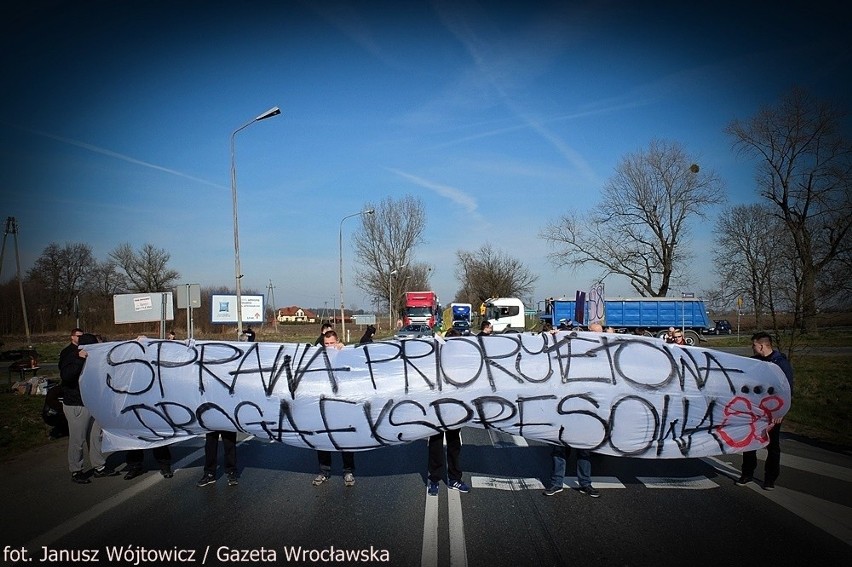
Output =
[{"x1": 1, "y1": 0, "x2": 849, "y2": 315}]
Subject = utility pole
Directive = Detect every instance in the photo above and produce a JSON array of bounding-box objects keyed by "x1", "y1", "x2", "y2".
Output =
[
  {"x1": 0, "y1": 217, "x2": 32, "y2": 347},
  {"x1": 267, "y1": 279, "x2": 277, "y2": 331}
]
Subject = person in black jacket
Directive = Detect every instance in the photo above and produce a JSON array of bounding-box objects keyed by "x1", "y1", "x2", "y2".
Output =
[
  {"x1": 59, "y1": 329, "x2": 116, "y2": 484},
  {"x1": 736, "y1": 332, "x2": 795, "y2": 490},
  {"x1": 358, "y1": 324, "x2": 376, "y2": 345},
  {"x1": 426, "y1": 328, "x2": 470, "y2": 496},
  {"x1": 312, "y1": 330, "x2": 356, "y2": 487},
  {"x1": 242, "y1": 326, "x2": 256, "y2": 342}
]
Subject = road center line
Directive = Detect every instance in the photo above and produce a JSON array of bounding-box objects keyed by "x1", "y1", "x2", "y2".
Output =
[{"x1": 421, "y1": 485, "x2": 439, "y2": 567}]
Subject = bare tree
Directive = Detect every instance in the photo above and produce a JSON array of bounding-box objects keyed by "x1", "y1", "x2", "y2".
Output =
[
  {"x1": 403, "y1": 263, "x2": 434, "y2": 293},
  {"x1": 454, "y1": 243, "x2": 538, "y2": 307},
  {"x1": 821, "y1": 238, "x2": 852, "y2": 308},
  {"x1": 726, "y1": 87, "x2": 852, "y2": 332},
  {"x1": 110, "y1": 243, "x2": 180, "y2": 293},
  {"x1": 26, "y1": 242, "x2": 95, "y2": 320},
  {"x1": 353, "y1": 196, "x2": 427, "y2": 319},
  {"x1": 80, "y1": 259, "x2": 129, "y2": 327},
  {"x1": 542, "y1": 139, "x2": 725, "y2": 297},
  {"x1": 712, "y1": 204, "x2": 787, "y2": 329},
  {"x1": 85, "y1": 259, "x2": 128, "y2": 297}
]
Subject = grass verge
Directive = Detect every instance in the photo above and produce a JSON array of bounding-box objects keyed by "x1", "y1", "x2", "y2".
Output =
[
  {"x1": 783, "y1": 354, "x2": 852, "y2": 447},
  {"x1": 0, "y1": 392, "x2": 51, "y2": 460}
]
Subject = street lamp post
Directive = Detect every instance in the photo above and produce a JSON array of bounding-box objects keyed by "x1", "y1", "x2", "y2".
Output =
[
  {"x1": 388, "y1": 270, "x2": 398, "y2": 331},
  {"x1": 230, "y1": 106, "x2": 281, "y2": 339},
  {"x1": 339, "y1": 208, "x2": 374, "y2": 341}
]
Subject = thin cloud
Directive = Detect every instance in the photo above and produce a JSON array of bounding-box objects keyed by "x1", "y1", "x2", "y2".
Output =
[
  {"x1": 24, "y1": 127, "x2": 227, "y2": 190},
  {"x1": 386, "y1": 167, "x2": 481, "y2": 218},
  {"x1": 431, "y1": 3, "x2": 608, "y2": 186},
  {"x1": 300, "y1": 0, "x2": 404, "y2": 71}
]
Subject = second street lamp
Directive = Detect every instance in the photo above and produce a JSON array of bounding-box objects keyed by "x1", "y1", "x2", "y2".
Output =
[
  {"x1": 339, "y1": 208, "x2": 374, "y2": 341},
  {"x1": 388, "y1": 269, "x2": 398, "y2": 331},
  {"x1": 230, "y1": 106, "x2": 281, "y2": 339}
]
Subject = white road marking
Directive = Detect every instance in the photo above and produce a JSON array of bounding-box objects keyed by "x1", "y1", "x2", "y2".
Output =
[
  {"x1": 637, "y1": 476, "x2": 719, "y2": 489},
  {"x1": 471, "y1": 476, "x2": 625, "y2": 491},
  {"x1": 447, "y1": 487, "x2": 468, "y2": 567},
  {"x1": 26, "y1": 436, "x2": 252, "y2": 549},
  {"x1": 420, "y1": 486, "x2": 439, "y2": 567},
  {"x1": 756, "y1": 485, "x2": 852, "y2": 546},
  {"x1": 486, "y1": 429, "x2": 528, "y2": 448},
  {"x1": 704, "y1": 456, "x2": 852, "y2": 546},
  {"x1": 755, "y1": 448, "x2": 852, "y2": 482},
  {"x1": 421, "y1": 431, "x2": 469, "y2": 567},
  {"x1": 511, "y1": 435, "x2": 529, "y2": 447}
]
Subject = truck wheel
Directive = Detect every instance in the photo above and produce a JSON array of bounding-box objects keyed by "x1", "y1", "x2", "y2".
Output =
[
  {"x1": 655, "y1": 330, "x2": 669, "y2": 340},
  {"x1": 683, "y1": 330, "x2": 701, "y2": 346}
]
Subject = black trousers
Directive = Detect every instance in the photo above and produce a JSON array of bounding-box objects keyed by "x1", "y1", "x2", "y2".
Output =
[
  {"x1": 204, "y1": 431, "x2": 237, "y2": 474},
  {"x1": 316, "y1": 450, "x2": 355, "y2": 473},
  {"x1": 126, "y1": 446, "x2": 172, "y2": 468},
  {"x1": 741, "y1": 424, "x2": 782, "y2": 483},
  {"x1": 428, "y1": 430, "x2": 462, "y2": 483}
]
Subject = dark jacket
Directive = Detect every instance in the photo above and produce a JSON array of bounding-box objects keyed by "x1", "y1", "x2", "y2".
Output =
[
  {"x1": 358, "y1": 325, "x2": 376, "y2": 345},
  {"x1": 753, "y1": 349, "x2": 794, "y2": 394},
  {"x1": 58, "y1": 333, "x2": 98, "y2": 406}
]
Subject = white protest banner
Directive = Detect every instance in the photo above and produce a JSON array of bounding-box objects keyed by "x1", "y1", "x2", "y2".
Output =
[{"x1": 79, "y1": 331, "x2": 790, "y2": 458}]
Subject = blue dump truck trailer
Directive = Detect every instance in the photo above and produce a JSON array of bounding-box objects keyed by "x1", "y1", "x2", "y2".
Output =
[{"x1": 541, "y1": 297, "x2": 712, "y2": 345}]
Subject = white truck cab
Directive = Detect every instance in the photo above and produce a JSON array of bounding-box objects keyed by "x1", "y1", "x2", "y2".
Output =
[{"x1": 484, "y1": 297, "x2": 526, "y2": 333}]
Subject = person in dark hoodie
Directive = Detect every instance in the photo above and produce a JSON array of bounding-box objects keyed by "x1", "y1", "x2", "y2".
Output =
[
  {"x1": 358, "y1": 324, "x2": 376, "y2": 345},
  {"x1": 736, "y1": 331, "x2": 794, "y2": 491},
  {"x1": 426, "y1": 327, "x2": 470, "y2": 496},
  {"x1": 59, "y1": 329, "x2": 116, "y2": 484}
]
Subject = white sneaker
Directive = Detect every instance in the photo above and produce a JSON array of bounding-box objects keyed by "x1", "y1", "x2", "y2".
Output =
[
  {"x1": 312, "y1": 473, "x2": 330, "y2": 486},
  {"x1": 343, "y1": 472, "x2": 355, "y2": 487}
]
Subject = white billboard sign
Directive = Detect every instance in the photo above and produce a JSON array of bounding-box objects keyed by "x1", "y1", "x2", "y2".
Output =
[
  {"x1": 211, "y1": 294, "x2": 264, "y2": 324},
  {"x1": 113, "y1": 292, "x2": 174, "y2": 324}
]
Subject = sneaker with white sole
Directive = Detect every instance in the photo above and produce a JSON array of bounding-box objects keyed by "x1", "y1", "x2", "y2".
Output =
[
  {"x1": 196, "y1": 473, "x2": 215, "y2": 487},
  {"x1": 71, "y1": 471, "x2": 90, "y2": 484},
  {"x1": 448, "y1": 480, "x2": 470, "y2": 493},
  {"x1": 578, "y1": 485, "x2": 600, "y2": 498},
  {"x1": 343, "y1": 472, "x2": 355, "y2": 487},
  {"x1": 543, "y1": 485, "x2": 563, "y2": 496},
  {"x1": 92, "y1": 466, "x2": 119, "y2": 478},
  {"x1": 312, "y1": 473, "x2": 330, "y2": 486}
]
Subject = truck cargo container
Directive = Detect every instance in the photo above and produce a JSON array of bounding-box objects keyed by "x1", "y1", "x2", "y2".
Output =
[{"x1": 540, "y1": 297, "x2": 712, "y2": 345}]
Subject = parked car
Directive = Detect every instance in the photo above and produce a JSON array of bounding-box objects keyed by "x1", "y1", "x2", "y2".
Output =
[
  {"x1": 708, "y1": 319, "x2": 733, "y2": 335},
  {"x1": 395, "y1": 324, "x2": 434, "y2": 340},
  {"x1": 451, "y1": 320, "x2": 472, "y2": 335}
]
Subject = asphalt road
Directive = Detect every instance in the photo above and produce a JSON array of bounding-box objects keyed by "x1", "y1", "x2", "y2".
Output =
[{"x1": 2, "y1": 426, "x2": 850, "y2": 567}]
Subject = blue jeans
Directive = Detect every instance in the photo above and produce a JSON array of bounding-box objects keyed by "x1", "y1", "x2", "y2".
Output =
[{"x1": 550, "y1": 446, "x2": 592, "y2": 488}]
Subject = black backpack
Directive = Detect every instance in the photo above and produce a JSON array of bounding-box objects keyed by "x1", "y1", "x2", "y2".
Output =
[{"x1": 42, "y1": 383, "x2": 66, "y2": 428}]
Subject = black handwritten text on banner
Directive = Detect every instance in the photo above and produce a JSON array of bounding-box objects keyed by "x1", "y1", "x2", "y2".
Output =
[{"x1": 79, "y1": 332, "x2": 790, "y2": 459}]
